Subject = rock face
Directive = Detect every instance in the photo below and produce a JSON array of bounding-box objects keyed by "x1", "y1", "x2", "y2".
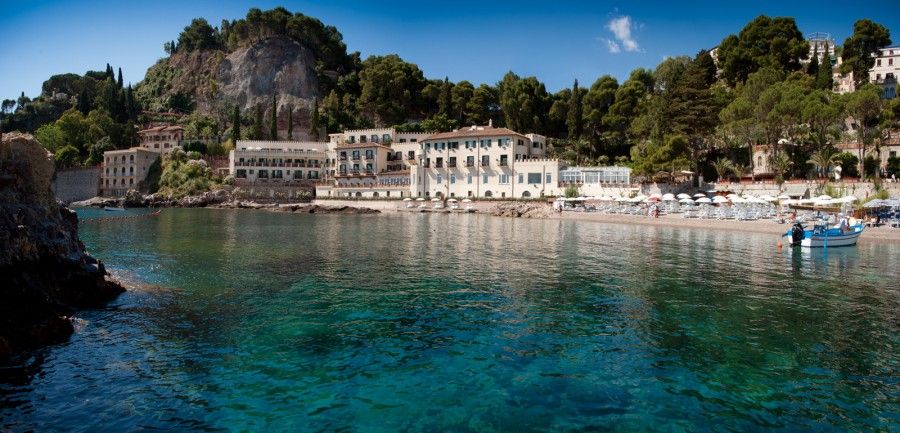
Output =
[
  {"x1": 0, "y1": 133, "x2": 124, "y2": 357},
  {"x1": 138, "y1": 36, "x2": 319, "y2": 140}
]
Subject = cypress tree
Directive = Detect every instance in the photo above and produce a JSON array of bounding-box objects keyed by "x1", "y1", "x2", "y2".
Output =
[
  {"x1": 566, "y1": 79, "x2": 583, "y2": 140},
  {"x1": 816, "y1": 44, "x2": 835, "y2": 91},
  {"x1": 77, "y1": 87, "x2": 91, "y2": 114},
  {"x1": 287, "y1": 105, "x2": 293, "y2": 140},
  {"x1": 438, "y1": 77, "x2": 452, "y2": 116},
  {"x1": 105, "y1": 63, "x2": 114, "y2": 80},
  {"x1": 231, "y1": 106, "x2": 241, "y2": 141},
  {"x1": 125, "y1": 85, "x2": 136, "y2": 120},
  {"x1": 117, "y1": 68, "x2": 124, "y2": 88},
  {"x1": 808, "y1": 43, "x2": 819, "y2": 77},
  {"x1": 252, "y1": 103, "x2": 263, "y2": 139},
  {"x1": 310, "y1": 100, "x2": 320, "y2": 140},
  {"x1": 269, "y1": 95, "x2": 277, "y2": 140}
]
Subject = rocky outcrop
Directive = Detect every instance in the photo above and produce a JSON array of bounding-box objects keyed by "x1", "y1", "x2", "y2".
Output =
[
  {"x1": 490, "y1": 202, "x2": 555, "y2": 218},
  {"x1": 0, "y1": 133, "x2": 124, "y2": 357},
  {"x1": 137, "y1": 36, "x2": 319, "y2": 139},
  {"x1": 271, "y1": 204, "x2": 380, "y2": 214}
]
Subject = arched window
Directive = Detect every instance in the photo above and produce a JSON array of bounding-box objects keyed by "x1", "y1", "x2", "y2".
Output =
[
  {"x1": 484, "y1": 190, "x2": 493, "y2": 198},
  {"x1": 355, "y1": 192, "x2": 362, "y2": 197},
  {"x1": 522, "y1": 191, "x2": 531, "y2": 198}
]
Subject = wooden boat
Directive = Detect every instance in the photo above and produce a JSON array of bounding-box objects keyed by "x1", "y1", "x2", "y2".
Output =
[{"x1": 784, "y1": 222, "x2": 863, "y2": 248}]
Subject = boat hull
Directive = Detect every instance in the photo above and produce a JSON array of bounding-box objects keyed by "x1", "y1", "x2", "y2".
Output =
[{"x1": 784, "y1": 225, "x2": 864, "y2": 248}]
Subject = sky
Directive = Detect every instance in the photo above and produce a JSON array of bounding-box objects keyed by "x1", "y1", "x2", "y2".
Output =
[{"x1": 2, "y1": 0, "x2": 898, "y2": 100}]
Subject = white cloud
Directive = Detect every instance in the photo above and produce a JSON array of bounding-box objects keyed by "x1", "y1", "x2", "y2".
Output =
[
  {"x1": 605, "y1": 39, "x2": 621, "y2": 53},
  {"x1": 605, "y1": 15, "x2": 640, "y2": 53}
]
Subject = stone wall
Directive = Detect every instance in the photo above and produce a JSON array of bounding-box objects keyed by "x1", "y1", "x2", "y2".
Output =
[{"x1": 52, "y1": 166, "x2": 100, "y2": 202}]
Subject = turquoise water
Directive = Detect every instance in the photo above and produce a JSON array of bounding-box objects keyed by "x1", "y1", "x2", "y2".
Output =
[{"x1": 1, "y1": 208, "x2": 898, "y2": 432}]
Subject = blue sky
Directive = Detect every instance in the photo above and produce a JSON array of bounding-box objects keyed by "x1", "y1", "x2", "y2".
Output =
[{"x1": 1, "y1": 0, "x2": 898, "y2": 100}]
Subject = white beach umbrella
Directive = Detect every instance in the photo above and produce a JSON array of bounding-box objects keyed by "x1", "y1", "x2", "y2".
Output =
[
  {"x1": 679, "y1": 197, "x2": 695, "y2": 204},
  {"x1": 713, "y1": 196, "x2": 730, "y2": 203},
  {"x1": 677, "y1": 193, "x2": 692, "y2": 199},
  {"x1": 462, "y1": 198, "x2": 472, "y2": 203},
  {"x1": 431, "y1": 197, "x2": 441, "y2": 202},
  {"x1": 662, "y1": 193, "x2": 676, "y2": 201},
  {"x1": 693, "y1": 193, "x2": 706, "y2": 198},
  {"x1": 403, "y1": 198, "x2": 412, "y2": 202},
  {"x1": 416, "y1": 197, "x2": 425, "y2": 201},
  {"x1": 447, "y1": 198, "x2": 458, "y2": 202},
  {"x1": 695, "y1": 197, "x2": 712, "y2": 204}
]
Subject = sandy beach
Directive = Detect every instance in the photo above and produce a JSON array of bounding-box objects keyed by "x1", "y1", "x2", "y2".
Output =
[{"x1": 553, "y1": 211, "x2": 900, "y2": 244}]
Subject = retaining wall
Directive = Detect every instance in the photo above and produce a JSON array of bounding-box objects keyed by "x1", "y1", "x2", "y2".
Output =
[{"x1": 52, "y1": 166, "x2": 100, "y2": 202}]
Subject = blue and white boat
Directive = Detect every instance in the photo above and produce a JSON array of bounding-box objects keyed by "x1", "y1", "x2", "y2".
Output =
[{"x1": 784, "y1": 221, "x2": 864, "y2": 248}]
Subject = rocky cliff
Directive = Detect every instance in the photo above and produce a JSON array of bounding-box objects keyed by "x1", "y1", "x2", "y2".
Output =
[
  {"x1": 0, "y1": 133, "x2": 124, "y2": 357},
  {"x1": 137, "y1": 35, "x2": 319, "y2": 139}
]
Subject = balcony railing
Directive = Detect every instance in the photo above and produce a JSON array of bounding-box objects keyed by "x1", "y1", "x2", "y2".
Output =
[
  {"x1": 447, "y1": 162, "x2": 457, "y2": 168},
  {"x1": 481, "y1": 161, "x2": 490, "y2": 167},
  {"x1": 499, "y1": 160, "x2": 508, "y2": 167}
]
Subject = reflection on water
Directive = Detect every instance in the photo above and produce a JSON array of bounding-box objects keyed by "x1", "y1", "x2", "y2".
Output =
[{"x1": 1, "y1": 209, "x2": 898, "y2": 432}]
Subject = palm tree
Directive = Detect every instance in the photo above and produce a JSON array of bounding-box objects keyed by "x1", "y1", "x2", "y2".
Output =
[
  {"x1": 807, "y1": 147, "x2": 837, "y2": 179},
  {"x1": 770, "y1": 151, "x2": 792, "y2": 184},
  {"x1": 732, "y1": 163, "x2": 748, "y2": 182},
  {"x1": 713, "y1": 157, "x2": 733, "y2": 182}
]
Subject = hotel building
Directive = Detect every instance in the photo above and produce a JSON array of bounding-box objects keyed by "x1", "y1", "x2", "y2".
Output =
[{"x1": 228, "y1": 124, "x2": 632, "y2": 199}]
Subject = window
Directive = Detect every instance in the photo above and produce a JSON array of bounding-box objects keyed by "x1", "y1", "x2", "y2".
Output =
[
  {"x1": 545, "y1": 173, "x2": 552, "y2": 184},
  {"x1": 437, "y1": 174, "x2": 442, "y2": 184},
  {"x1": 467, "y1": 174, "x2": 473, "y2": 184},
  {"x1": 448, "y1": 157, "x2": 457, "y2": 167},
  {"x1": 500, "y1": 174, "x2": 509, "y2": 184},
  {"x1": 483, "y1": 174, "x2": 489, "y2": 184},
  {"x1": 518, "y1": 139, "x2": 524, "y2": 146},
  {"x1": 877, "y1": 59, "x2": 882, "y2": 67},
  {"x1": 365, "y1": 150, "x2": 374, "y2": 159},
  {"x1": 481, "y1": 155, "x2": 490, "y2": 166},
  {"x1": 450, "y1": 174, "x2": 456, "y2": 184},
  {"x1": 408, "y1": 151, "x2": 415, "y2": 160},
  {"x1": 533, "y1": 141, "x2": 539, "y2": 148},
  {"x1": 352, "y1": 151, "x2": 360, "y2": 160},
  {"x1": 352, "y1": 163, "x2": 360, "y2": 171},
  {"x1": 518, "y1": 174, "x2": 524, "y2": 183},
  {"x1": 360, "y1": 135, "x2": 367, "y2": 143},
  {"x1": 436, "y1": 157, "x2": 443, "y2": 168},
  {"x1": 528, "y1": 173, "x2": 542, "y2": 184},
  {"x1": 366, "y1": 163, "x2": 373, "y2": 172},
  {"x1": 467, "y1": 156, "x2": 474, "y2": 167},
  {"x1": 500, "y1": 155, "x2": 508, "y2": 166}
]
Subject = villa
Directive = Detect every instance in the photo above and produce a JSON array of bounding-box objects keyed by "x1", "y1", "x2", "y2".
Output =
[{"x1": 99, "y1": 123, "x2": 183, "y2": 197}]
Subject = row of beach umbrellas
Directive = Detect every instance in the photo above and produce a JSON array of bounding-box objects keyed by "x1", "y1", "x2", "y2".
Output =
[{"x1": 403, "y1": 198, "x2": 473, "y2": 203}]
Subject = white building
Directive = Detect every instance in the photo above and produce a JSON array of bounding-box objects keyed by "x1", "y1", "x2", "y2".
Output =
[
  {"x1": 138, "y1": 125, "x2": 184, "y2": 154},
  {"x1": 870, "y1": 45, "x2": 899, "y2": 99},
  {"x1": 100, "y1": 147, "x2": 159, "y2": 197}
]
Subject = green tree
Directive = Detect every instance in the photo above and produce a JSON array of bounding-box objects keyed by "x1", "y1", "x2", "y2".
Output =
[
  {"x1": 815, "y1": 44, "x2": 834, "y2": 90},
  {"x1": 807, "y1": 146, "x2": 838, "y2": 179},
  {"x1": 450, "y1": 80, "x2": 474, "y2": 123},
  {"x1": 844, "y1": 84, "x2": 883, "y2": 177},
  {"x1": 498, "y1": 72, "x2": 551, "y2": 133},
  {"x1": 310, "y1": 100, "x2": 321, "y2": 140},
  {"x1": 833, "y1": 152, "x2": 860, "y2": 178},
  {"x1": 582, "y1": 75, "x2": 618, "y2": 157},
  {"x1": 86, "y1": 136, "x2": 115, "y2": 166},
  {"x1": 287, "y1": 104, "x2": 293, "y2": 140},
  {"x1": 357, "y1": 54, "x2": 428, "y2": 126},
  {"x1": 566, "y1": 79, "x2": 583, "y2": 140},
  {"x1": 116, "y1": 67, "x2": 123, "y2": 88},
  {"x1": 54, "y1": 145, "x2": 80, "y2": 169},
  {"x1": 465, "y1": 84, "x2": 498, "y2": 125},
  {"x1": 840, "y1": 19, "x2": 892, "y2": 87},
  {"x1": 716, "y1": 15, "x2": 809, "y2": 85},
  {"x1": 231, "y1": 106, "x2": 241, "y2": 141},
  {"x1": 178, "y1": 18, "x2": 221, "y2": 51},
  {"x1": 252, "y1": 103, "x2": 263, "y2": 139},
  {"x1": 269, "y1": 95, "x2": 277, "y2": 140},
  {"x1": 421, "y1": 113, "x2": 459, "y2": 132},
  {"x1": 35, "y1": 123, "x2": 66, "y2": 152},
  {"x1": 713, "y1": 157, "x2": 734, "y2": 181},
  {"x1": 438, "y1": 77, "x2": 452, "y2": 116}
]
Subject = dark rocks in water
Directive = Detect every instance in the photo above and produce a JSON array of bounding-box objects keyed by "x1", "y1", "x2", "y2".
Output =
[
  {"x1": 0, "y1": 133, "x2": 124, "y2": 358},
  {"x1": 273, "y1": 204, "x2": 380, "y2": 214}
]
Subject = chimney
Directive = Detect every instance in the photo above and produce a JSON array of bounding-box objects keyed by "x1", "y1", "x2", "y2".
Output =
[{"x1": 488, "y1": 118, "x2": 493, "y2": 127}]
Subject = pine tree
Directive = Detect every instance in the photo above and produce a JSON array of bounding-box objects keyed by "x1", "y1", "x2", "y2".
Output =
[
  {"x1": 117, "y1": 68, "x2": 124, "y2": 88},
  {"x1": 231, "y1": 106, "x2": 241, "y2": 141},
  {"x1": 287, "y1": 105, "x2": 293, "y2": 140},
  {"x1": 269, "y1": 95, "x2": 278, "y2": 140},
  {"x1": 566, "y1": 79, "x2": 583, "y2": 140}
]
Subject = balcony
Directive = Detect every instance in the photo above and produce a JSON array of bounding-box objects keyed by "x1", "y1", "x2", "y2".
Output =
[
  {"x1": 435, "y1": 162, "x2": 444, "y2": 168},
  {"x1": 499, "y1": 160, "x2": 508, "y2": 167},
  {"x1": 447, "y1": 162, "x2": 457, "y2": 168},
  {"x1": 351, "y1": 156, "x2": 361, "y2": 161},
  {"x1": 481, "y1": 161, "x2": 490, "y2": 167},
  {"x1": 466, "y1": 162, "x2": 474, "y2": 167}
]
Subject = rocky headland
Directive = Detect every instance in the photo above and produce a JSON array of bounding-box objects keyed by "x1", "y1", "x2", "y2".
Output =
[{"x1": 0, "y1": 133, "x2": 124, "y2": 357}]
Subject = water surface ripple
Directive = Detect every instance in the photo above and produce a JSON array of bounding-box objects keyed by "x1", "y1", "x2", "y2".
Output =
[{"x1": 1, "y1": 208, "x2": 898, "y2": 432}]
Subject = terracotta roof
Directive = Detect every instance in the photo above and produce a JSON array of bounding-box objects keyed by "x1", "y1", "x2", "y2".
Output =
[
  {"x1": 422, "y1": 126, "x2": 527, "y2": 141},
  {"x1": 139, "y1": 125, "x2": 184, "y2": 134}
]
